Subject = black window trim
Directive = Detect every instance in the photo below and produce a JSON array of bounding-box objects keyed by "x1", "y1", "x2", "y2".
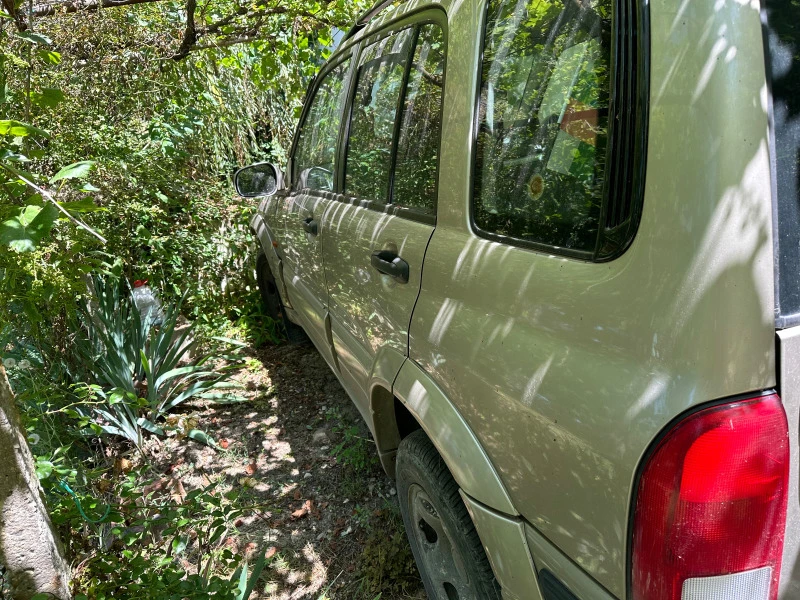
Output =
[
  {"x1": 333, "y1": 7, "x2": 449, "y2": 228},
  {"x1": 468, "y1": 0, "x2": 650, "y2": 263},
  {"x1": 762, "y1": 3, "x2": 800, "y2": 330}
]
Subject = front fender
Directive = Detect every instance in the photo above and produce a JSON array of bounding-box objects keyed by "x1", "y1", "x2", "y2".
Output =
[{"x1": 250, "y1": 209, "x2": 292, "y2": 310}]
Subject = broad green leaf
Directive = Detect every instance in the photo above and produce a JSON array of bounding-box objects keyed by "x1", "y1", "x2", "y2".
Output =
[
  {"x1": 15, "y1": 31, "x2": 52, "y2": 45},
  {"x1": 30, "y1": 88, "x2": 66, "y2": 108},
  {"x1": 235, "y1": 562, "x2": 248, "y2": 600},
  {"x1": 187, "y1": 429, "x2": 217, "y2": 448},
  {"x1": 59, "y1": 198, "x2": 106, "y2": 214},
  {"x1": 35, "y1": 460, "x2": 53, "y2": 480},
  {"x1": 37, "y1": 50, "x2": 61, "y2": 64},
  {"x1": 0, "y1": 204, "x2": 59, "y2": 252},
  {"x1": 0, "y1": 120, "x2": 49, "y2": 138},
  {"x1": 50, "y1": 160, "x2": 96, "y2": 183},
  {"x1": 136, "y1": 418, "x2": 164, "y2": 436},
  {"x1": 171, "y1": 535, "x2": 189, "y2": 555}
]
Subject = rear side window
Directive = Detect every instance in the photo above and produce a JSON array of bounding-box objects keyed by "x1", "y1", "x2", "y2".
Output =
[
  {"x1": 345, "y1": 29, "x2": 415, "y2": 202},
  {"x1": 293, "y1": 58, "x2": 351, "y2": 191},
  {"x1": 343, "y1": 20, "x2": 446, "y2": 218},
  {"x1": 474, "y1": 0, "x2": 612, "y2": 252},
  {"x1": 392, "y1": 24, "x2": 446, "y2": 215}
]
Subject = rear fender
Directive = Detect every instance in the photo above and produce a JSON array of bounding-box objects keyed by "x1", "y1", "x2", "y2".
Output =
[{"x1": 390, "y1": 359, "x2": 517, "y2": 516}]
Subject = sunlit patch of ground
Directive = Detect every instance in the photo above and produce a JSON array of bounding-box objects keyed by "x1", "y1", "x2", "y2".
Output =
[{"x1": 152, "y1": 342, "x2": 424, "y2": 599}]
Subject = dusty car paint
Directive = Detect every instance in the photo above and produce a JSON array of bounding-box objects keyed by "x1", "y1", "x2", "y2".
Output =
[
  {"x1": 247, "y1": 0, "x2": 792, "y2": 596},
  {"x1": 406, "y1": 0, "x2": 774, "y2": 595}
]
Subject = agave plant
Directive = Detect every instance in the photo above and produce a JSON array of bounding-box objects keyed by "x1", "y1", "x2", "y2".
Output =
[{"x1": 73, "y1": 275, "x2": 244, "y2": 449}]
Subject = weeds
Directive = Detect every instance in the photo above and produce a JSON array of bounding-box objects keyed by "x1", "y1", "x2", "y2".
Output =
[
  {"x1": 53, "y1": 476, "x2": 270, "y2": 599},
  {"x1": 71, "y1": 275, "x2": 246, "y2": 450},
  {"x1": 355, "y1": 504, "x2": 419, "y2": 598}
]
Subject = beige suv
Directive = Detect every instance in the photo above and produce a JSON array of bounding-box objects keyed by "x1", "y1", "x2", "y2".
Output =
[{"x1": 235, "y1": 0, "x2": 800, "y2": 598}]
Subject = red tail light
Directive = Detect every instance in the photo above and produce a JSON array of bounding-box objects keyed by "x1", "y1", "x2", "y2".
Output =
[{"x1": 631, "y1": 393, "x2": 789, "y2": 600}]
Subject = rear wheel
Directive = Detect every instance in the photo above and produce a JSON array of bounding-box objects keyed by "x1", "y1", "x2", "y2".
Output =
[
  {"x1": 396, "y1": 429, "x2": 502, "y2": 600},
  {"x1": 256, "y1": 252, "x2": 306, "y2": 343}
]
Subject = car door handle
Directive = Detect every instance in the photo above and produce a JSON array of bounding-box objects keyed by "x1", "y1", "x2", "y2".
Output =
[
  {"x1": 303, "y1": 217, "x2": 318, "y2": 236},
  {"x1": 371, "y1": 250, "x2": 409, "y2": 284}
]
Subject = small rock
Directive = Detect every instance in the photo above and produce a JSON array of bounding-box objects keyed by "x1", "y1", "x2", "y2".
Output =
[
  {"x1": 340, "y1": 526, "x2": 352, "y2": 537},
  {"x1": 304, "y1": 472, "x2": 312, "y2": 479},
  {"x1": 312, "y1": 429, "x2": 328, "y2": 445}
]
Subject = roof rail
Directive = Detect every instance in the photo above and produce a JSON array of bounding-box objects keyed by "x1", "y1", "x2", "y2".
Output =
[{"x1": 341, "y1": 0, "x2": 403, "y2": 43}]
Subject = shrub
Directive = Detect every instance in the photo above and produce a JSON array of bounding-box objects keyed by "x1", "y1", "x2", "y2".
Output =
[{"x1": 72, "y1": 275, "x2": 245, "y2": 450}]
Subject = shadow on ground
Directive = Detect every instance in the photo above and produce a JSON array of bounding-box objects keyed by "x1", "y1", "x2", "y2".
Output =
[{"x1": 151, "y1": 341, "x2": 424, "y2": 600}]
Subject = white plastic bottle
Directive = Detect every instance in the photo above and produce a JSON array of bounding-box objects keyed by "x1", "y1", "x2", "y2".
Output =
[{"x1": 132, "y1": 279, "x2": 165, "y2": 325}]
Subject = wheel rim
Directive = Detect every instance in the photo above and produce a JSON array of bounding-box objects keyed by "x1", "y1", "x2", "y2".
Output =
[{"x1": 408, "y1": 484, "x2": 473, "y2": 600}]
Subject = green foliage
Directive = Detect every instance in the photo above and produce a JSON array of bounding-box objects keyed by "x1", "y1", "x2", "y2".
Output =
[
  {"x1": 0, "y1": 0, "x2": 370, "y2": 595},
  {"x1": 332, "y1": 424, "x2": 379, "y2": 474},
  {"x1": 357, "y1": 506, "x2": 419, "y2": 597},
  {"x1": 49, "y1": 478, "x2": 269, "y2": 599},
  {"x1": 72, "y1": 276, "x2": 245, "y2": 449}
]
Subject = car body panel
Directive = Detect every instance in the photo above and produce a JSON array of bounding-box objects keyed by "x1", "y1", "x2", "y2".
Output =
[
  {"x1": 460, "y1": 491, "x2": 543, "y2": 600},
  {"x1": 251, "y1": 194, "x2": 294, "y2": 309},
  {"x1": 248, "y1": 0, "x2": 782, "y2": 596},
  {"x1": 281, "y1": 191, "x2": 337, "y2": 366},
  {"x1": 322, "y1": 198, "x2": 434, "y2": 417},
  {"x1": 393, "y1": 358, "x2": 516, "y2": 514},
  {"x1": 407, "y1": 0, "x2": 776, "y2": 595}
]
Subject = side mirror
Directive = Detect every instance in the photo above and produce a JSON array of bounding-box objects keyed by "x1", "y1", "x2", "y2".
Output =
[
  {"x1": 298, "y1": 166, "x2": 333, "y2": 192},
  {"x1": 234, "y1": 162, "x2": 283, "y2": 197}
]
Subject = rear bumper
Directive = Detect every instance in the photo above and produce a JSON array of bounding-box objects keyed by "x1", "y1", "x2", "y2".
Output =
[{"x1": 461, "y1": 491, "x2": 619, "y2": 600}]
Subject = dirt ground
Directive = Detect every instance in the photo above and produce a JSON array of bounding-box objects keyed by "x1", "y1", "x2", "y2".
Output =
[{"x1": 149, "y1": 340, "x2": 426, "y2": 600}]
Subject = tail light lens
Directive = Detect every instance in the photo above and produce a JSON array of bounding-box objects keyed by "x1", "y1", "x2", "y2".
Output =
[{"x1": 631, "y1": 393, "x2": 789, "y2": 600}]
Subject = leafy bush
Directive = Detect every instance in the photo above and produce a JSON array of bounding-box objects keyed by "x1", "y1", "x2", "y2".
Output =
[
  {"x1": 50, "y1": 478, "x2": 268, "y2": 600},
  {"x1": 72, "y1": 276, "x2": 244, "y2": 449}
]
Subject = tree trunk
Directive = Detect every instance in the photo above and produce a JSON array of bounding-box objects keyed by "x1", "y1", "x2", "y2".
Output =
[{"x1": 0, "y1": 366, "x2": 71, "y2": 600}]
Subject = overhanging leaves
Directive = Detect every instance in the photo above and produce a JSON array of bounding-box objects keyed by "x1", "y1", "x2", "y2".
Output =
[
  {"x1": 0, "y1": 119, "x2": 50, "y2": 137},
  {"x1": 50, "y1": 160, "x2": 95, "y2": 183},
  {"x1": 0, "y1": 204, "x2": 59, "y2": 251}
]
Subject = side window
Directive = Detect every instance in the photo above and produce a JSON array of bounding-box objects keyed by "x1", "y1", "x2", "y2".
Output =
[
  {"x1": 474, "y1": 0, "x2": 611, "y2": 251},
  {"x1": 293, "y1": 58, "x2": 351, "y2": 191},
  {"x1": 392, "y1": 24, "x2": 445, "y2": 215},
  {"x1": 345, "y1": 29, "x2": 415, "y2": 203}
]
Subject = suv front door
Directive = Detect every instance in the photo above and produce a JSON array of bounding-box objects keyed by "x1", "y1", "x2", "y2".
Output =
[
  {"x1": 282, "y1": 56, "x2": 353, "y2": 366},
  {"x1": 321, "y1": 20, "x2": 446, "y2": 416}
]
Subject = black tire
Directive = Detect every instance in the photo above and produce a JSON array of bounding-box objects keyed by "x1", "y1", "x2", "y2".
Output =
[
  {"x1": 255, "y1": 252, "x2": 306, "y2": 344},
  {"x1": 396, "y1": 429, "x2": 502, "y2": 600}
]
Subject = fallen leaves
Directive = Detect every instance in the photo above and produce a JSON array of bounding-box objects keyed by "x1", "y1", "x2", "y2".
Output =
[{"x1": 291, "y1": 499, "x2": 313, "y2": 519}]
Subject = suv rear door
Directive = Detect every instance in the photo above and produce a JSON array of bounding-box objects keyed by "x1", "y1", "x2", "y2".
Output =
[
  {"x1": 321, "y1": 19, "x2": 446, "y2": 415},
  {"x1": 282, "y1": 56, "x2": 353, "y2": 365}
]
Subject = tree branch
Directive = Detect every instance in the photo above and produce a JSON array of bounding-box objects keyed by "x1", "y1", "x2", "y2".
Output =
[
  {"x1": 171, "y1": 0, "x2": 197, "y2": 61},
  {"x1": 31, "y1": 0, "x2": 166, "y2": 18},
  {"x1": 2, "y1": 0, "x2": 29, "y2": 30}
]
